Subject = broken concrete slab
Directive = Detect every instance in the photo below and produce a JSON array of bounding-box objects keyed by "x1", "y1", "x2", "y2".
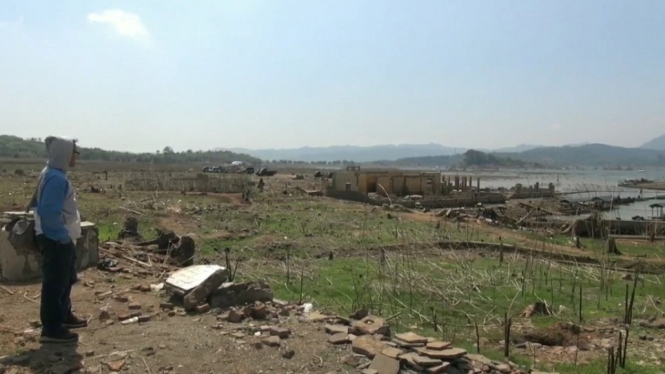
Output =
[
  {"x1": 261, "y1": 336, "x2": 281, "y2": 347},
  {"x1": 413, "y1": 355, "x2": 442, "y2": 367},
  {"x1": 196, "y1": 303, "x2": 211, "y2": 314},
  {"x1": 398, "y1": 352, "x2": 425, "y2": 371},
  {"x1": 391, "y1": 337, "x2": 426, "y2": 348},
  {"x1": 380, "y1": 347, "x2": 404, "y2": 360},
  {"x1": 306, "y1": 311, "x2": 329, "y2": 322},
  {"x1": 128, "y1": 302, "x2": 141, "y2": 310},
  {"x1": 209, "y1": 281, "x2": 274, "y2": 308},
  {"x1": 368, "y1": 354, "x2": 400, "y2": 374},
  {"x1": 106, "y1": 360, "x2": 125, "y2": 372},
  {"x1": 117, "y1": 313, "x2": 131, "y2": 321},
  {"x1": 324, "y1": 324, "x2": 349, "y2": 335},
  {"x1": 227, "y1": 308, "x2": 243, "y2": 323},
  {"x1": 269, "y1": 326, "x2": 291, "y2": 339},
  {"x1": 415, "y1": 347, "x2": 467, "y2": 360},
  {"x1": 248, "y1": 302, "x2": 268, "y2": 319},
  {"x1": 395, "y1": 332, "x2": 428, "y2": 344},
  {"x1": 182, "y1": 268, "x2": 229, "y2": 311},
  {"x1": 352, "y1": 335, "x2": 388, "y2": 358},
  {"x1": 159, "y1": 302, "x2": 174, "y2": 310},
  {"x1": 426, "y1": 341, "x2": 452, "y2": 350},
  {"x1": 352, "y1": 316, "x2": 389, "y2": 336},
  {"x1": 328, "y1": 333, "x2": 350, "y2": 345},
  {"x1": 236, "y1": 281, "x2": 274, "y2": 304},
  {"x1": 165, "y1": 264, "x2": 228, "y2": 297},
  {"x1": 427, "y1": 362, "x2": 451, "y2": 373}
]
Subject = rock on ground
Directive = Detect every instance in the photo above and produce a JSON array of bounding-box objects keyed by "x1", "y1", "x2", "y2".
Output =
[{"x1": 183, "y1": 268, "x2": 229, "y2": 311}]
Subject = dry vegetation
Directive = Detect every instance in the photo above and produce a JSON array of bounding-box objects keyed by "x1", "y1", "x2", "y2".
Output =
[{"x1": 1, "y1": 161, "x2": 664, "y2": 374}]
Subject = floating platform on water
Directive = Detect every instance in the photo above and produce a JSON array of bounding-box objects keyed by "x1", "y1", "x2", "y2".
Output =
[{"x1": 619, "y1": 181, "x2": 665, "y2": 191}]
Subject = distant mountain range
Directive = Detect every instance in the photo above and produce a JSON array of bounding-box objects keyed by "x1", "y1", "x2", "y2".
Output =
[
  {"x1": 223, "y1": 137, "x2": 665, "y2": 167},
  {"x1": 4, "y1": 133, "x2": 664, "y2": 168},
  {"x1": 224, "y1": 143, "x2": 549, "y2": 162},
  {"x1": 223, "y1": 143, "x2": 599, "y2": 163},
  {"x1": 490, "y1": 144, "x2": 543, "y2": 153},
  {"x1": 225, "y1": 144, "x2": 466, "y2": 163},
  {"x1": 0, "y1": 135, "x2": 259, "y2": 164},
  {"x1": 496, "y1": 144, "x2": 664, "y2": 167},
  {"x1": 641, "y1": 134, "x2": 665, "y2": 150},
  {"x1": 394, "y1": 144, "x2": 665, "y2": 167}
]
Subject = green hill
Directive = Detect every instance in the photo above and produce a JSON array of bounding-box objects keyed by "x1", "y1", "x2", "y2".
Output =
[
  {"x1": 0, "y1": 135, "x2": 260, "y2": 165},
  {"x1": 498, "y1": 144, "x2": 665, "y2": 166},
  {"x1": 393, "y1": 144, "x2": 665, "y2": 168},
  {"x1": 392, "y1": 150, "x2": 534, "y2": 168},
  {"x1": 641, "y1": 134, "x2": 665, "y2": 151}
]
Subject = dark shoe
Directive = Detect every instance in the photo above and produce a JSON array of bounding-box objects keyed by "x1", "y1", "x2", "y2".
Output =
[
  {"x1": 63, "y1": 314, "x2": 88, "y2": 329},
  {"x1": 40, "y1": 328, "x2": 78, "y2": 344}
]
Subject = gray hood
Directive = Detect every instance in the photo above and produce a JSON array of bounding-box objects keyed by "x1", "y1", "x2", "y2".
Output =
[{"x1": 45, "y1": 136, "x2": 76, "y2": 172}]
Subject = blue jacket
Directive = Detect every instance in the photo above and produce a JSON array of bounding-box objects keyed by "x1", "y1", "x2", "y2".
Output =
[
  {"x1": 32, "y1": 136, "x2": 81, "y2": 244},
  {"x1": 35, "y1": 168, "x2": 72, "y2": 243}
]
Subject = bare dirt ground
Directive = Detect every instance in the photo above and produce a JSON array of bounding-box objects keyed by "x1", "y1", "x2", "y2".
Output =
[
  {"x1": 3, "y1": 269, "x2": 664, "y2": 374},
  {"x1": 2, "y1": 167, "x2": 665, "y2": 374},
  {"x1": 0, "y1": 269, "x2": 353, "y2": 374}
]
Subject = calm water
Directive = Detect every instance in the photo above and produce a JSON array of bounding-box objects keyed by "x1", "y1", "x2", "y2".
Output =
[{"x1": 466, "y1": 169, "x2": 665, "y2": 219}]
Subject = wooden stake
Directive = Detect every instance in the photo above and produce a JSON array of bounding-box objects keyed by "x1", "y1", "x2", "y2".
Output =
[
  {"x1": 473, "y1": 318, "x2": 480, "y2": 354},
  {"x1": 579, "y1": 286, "x2": 583, "y2": 323},
  {"x1": 627, "y1": 271, "x2": 639, "y2": 325},
  {"x1": 298, "y1": 266, "x2": 305, "y2": 304},
  {"x1": 621, "y1": 328, "x2": 629, "y2": 368},
  {"x1": 624, "y1": 284, "x2": 629, "y2": 324},
  {"x1": 499, "y1": 242, "x2": 504, "y2": 265},
  {"x1": 503, "y1": 313, "x2": 511, "y2": 358}
]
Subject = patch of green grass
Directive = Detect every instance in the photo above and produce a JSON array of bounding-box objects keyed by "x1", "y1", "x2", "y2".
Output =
[
  {"x1": 262, "y1": 252, "x2": 664, "y2": 374},
  {"x1": 266, "y1": 251, "x2": 663, "y2": 328},
  {"x1": 554, "y1": 358, "x2": 662, "y2": 374},
  {"x1": 524, "y1": 231, "x2": 665, "y2": 257}
]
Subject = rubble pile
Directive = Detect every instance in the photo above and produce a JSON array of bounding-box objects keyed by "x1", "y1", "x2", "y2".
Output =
[
  {"x1": 117, "y1": 216, "x2": 143, "y2": 241},
  {"x1": 310, "y1": 312, "x2": 543, "y2": 374},
  {"x1": 97, "y1": 225, "x2": 198, "y2": 277},
  {"x1": 434, "y1": 207, "x2": 515, "y2": 227},
  {"x1": 162, "y1": 264, "x2": 275, "y2": 315}
]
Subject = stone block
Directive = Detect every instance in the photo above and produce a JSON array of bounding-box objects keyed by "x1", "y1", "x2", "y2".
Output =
[{"x1": 1, "y1": 218, "x2": 99, "y2": 281}]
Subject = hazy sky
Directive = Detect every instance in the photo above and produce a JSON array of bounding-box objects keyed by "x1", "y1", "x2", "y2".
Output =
[{"x1": 1, "y1": 1, "x2": 664, "y2": 152}]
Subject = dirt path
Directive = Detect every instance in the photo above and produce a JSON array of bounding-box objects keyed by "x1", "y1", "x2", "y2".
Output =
[
  {"x1": 399, "y1": 211, "x2": 588, "y2": 255},
  {"x1": 399, "y1": 212, "x2": 665, "y2": 272}
]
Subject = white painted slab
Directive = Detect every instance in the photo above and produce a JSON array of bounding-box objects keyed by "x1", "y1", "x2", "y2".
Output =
[{"x1": 165, "y1": 265, "x2": 227, "y2": 293}]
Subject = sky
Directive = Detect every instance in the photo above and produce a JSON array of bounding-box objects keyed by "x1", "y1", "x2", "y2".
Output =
[{"x1": 1, "y1": 0, "x2": 664, "y2": 153}]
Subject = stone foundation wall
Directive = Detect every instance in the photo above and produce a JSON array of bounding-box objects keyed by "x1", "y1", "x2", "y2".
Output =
[
  {"x1": 325, "y1": 189, "x2": 505, "y2": 208},
  {"x1": 0, "y1": 221, "x2": 99, "y2": 281}
]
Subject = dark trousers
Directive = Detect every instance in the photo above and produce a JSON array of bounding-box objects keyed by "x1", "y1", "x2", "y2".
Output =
[{"x1": 37, "y1": 235, "x2": 77, "y2": 333}]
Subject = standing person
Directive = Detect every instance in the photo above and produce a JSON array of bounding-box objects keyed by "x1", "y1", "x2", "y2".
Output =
[{"x1": 31, "y1": 136, "x2": 87, "y2": 343}]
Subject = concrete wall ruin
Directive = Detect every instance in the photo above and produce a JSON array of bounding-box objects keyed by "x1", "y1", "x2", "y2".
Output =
[
  {"x1": 0, "y1": 216, "x2": 99, "y2": 281},
  {"x1": 325, "y1": 189, "x2": 505, "y2": 208},
  {"x1": 330, "y1": 171, "x2": 444, "y2": 197}
]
